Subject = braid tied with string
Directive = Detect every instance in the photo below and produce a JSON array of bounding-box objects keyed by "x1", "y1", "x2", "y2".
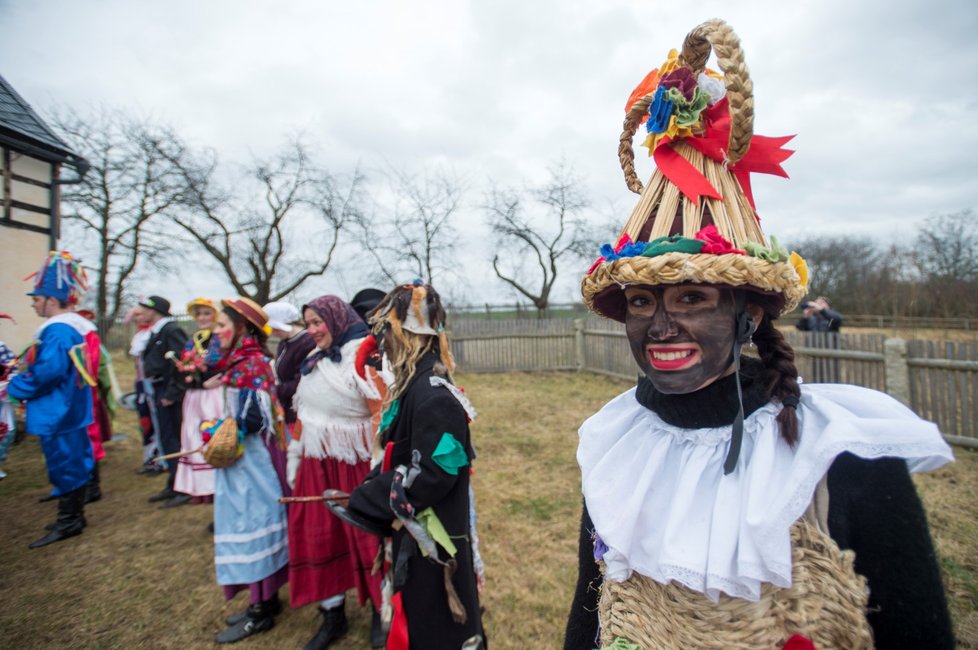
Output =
[{"x1": 751, "y1": 311, "x2": 801, "y2": 446}]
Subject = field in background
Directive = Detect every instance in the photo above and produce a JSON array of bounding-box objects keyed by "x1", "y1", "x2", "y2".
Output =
[{"x1": 1, "y1": 365, "x2": 975, "y2": 648}]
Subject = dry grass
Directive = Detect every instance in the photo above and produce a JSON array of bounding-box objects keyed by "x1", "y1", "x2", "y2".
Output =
[{"x1": 1, "y1": 363, "x2": 975, "y2": 649}]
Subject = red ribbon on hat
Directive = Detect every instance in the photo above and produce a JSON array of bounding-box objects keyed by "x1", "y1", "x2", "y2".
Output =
[{"x1": 651, "y1": 98, "x2": 795, "y2": 212}]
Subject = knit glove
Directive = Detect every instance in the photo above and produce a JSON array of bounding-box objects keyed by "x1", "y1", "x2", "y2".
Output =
[{"x1": 286, "y1": 439, "x2": 302, "y2": 489}]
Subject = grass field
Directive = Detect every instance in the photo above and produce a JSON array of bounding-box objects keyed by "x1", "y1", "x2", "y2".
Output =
[{"x1": 1, "y1": 366, "x2": 976, "y2": 649}]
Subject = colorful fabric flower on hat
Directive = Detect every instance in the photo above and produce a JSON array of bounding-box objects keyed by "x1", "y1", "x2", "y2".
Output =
[
  {"x1": 640, "y1": 65, "x2": 715, "y2": 154},
  {"x1": 661, "y1": 67, "x2": 698, "y2": 101},
  {"x1": 641, "y1": 234, "x2": 705, "y2": 258},
  {"x1": 744, "y1": 235, "x2": 789, "y2": 263},
  {"x1": 668, "y1": 86, "x2": 709, "y2": 128},
  {"x1": 628, "y1": 59, "x2": 795, "y2": 207},
  {"x1": 624, "y1": 49, "x2": 681, "y2": 115},
  {"x1": 587, "y1": 234, "x2": 648, "y2": 274},
  {"x1": 694, "y1": 225, "x2": 745, "y2": 255},
  {"x1": 645, "y1": 86, "x2": 674, "y2": 135},
  {"x1": 697, "y1": 72, "x2": 726, "y2": 105},
  {"x1": 790, "y1": 251, "x2": 809, "y2": 288}
]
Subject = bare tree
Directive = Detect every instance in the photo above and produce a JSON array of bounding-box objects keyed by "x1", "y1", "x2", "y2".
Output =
[
  {"x1": 53, "y1": 107, "x2": 184, "y2": 333},
  {"x1": 786, "y1": 235, "x2": 884, "y2": 314},
  {"x1": 914, "y1": 210, "x2": 978, "y2": 282},
  {"x1": 484, "y1": 161, "x2": 595, "y2": 314},
  {"x1": 912, "y1": 210, "x2": 978, "y2": 317},
  {"x1": 357, "y1": 167, "x2": 463, "y2": 286},
  {"x1": 788, "y1": 213, "x2": 978, "y2": 319},
  {"x1": 158, "y1": 137, "x2": 365, "y2": 304}
]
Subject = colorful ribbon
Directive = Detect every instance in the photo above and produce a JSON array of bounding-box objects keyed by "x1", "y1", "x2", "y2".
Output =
[{"x1": 650, "y1": 98, "x2": 794, "y2": 209}]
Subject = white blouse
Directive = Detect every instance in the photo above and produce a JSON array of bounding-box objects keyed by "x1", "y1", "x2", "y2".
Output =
[
  {"x1": 293, "y1": 337, "x2": 382, "y2": 464},
  {"x1": 578, "y1": 383, "x2": 953, "y2": 603}
]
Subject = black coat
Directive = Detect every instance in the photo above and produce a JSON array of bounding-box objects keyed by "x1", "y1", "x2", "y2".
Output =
[
  {"x1": 273, "y1": 330, "x2": 316, "y2": 424},
  {"x1": 564, "y1": 364, "x2": 954, "y2": 650},
  {"x1": 141, "y1": 319, "x2": 188, "y2": 403},
  {"x1": 795, "y1": 307, "x2": 844, "y2": 332},
  {"x1": 349, "y1": 352, "x2": 484, "y2": 649}
]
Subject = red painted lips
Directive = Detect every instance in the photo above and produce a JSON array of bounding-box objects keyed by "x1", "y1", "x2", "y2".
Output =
[{"x1": 646, "y1": 345, "x2": 700, "y2": 371}]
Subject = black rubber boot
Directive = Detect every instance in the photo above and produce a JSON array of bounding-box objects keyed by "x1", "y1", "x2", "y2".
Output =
[
  {"x1": 46, "y1": 514, "x2": 86, "y2": 531},
  {"x1": 370, "y1": 608, "x2": 387, "y2": 648},
  {"x1": 215, "y1": 600, "x2": 276, "y2": 644},
  {"x1": 159, "y1": 493, "x2": 193, "y2": 509},
  {"x1": 225, "y1": 593, "x2": 282, "y2": 626},
  {"x1": 303, "y1": 605, "x2": 348, "y2": 650},
  {"x1": 84, "y1": 462, "x2": 102, "y2": 504},
  {"x1": 29, "y1": 487, "x2": 85, "y2": 549}
]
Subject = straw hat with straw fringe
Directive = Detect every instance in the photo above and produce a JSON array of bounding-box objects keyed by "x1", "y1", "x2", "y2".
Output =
[{"x1": 582, "y1": 19, "x2": 809, "y2": 322}]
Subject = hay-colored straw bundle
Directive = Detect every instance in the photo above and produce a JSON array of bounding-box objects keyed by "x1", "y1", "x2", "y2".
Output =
[
  {"x1": 618, "y1": 18, "x2": 762, "y2": 247},
  {"x1": 582, "y1": 18, "x2": 806, "y2": 318},
  {"x1": 597, "y1": 520, "x2": 873, "y2": 650}
]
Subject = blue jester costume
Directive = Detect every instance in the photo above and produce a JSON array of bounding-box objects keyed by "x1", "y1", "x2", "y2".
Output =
[
  {"x1": 8, "y1": 251, "x2": 95, "y2": 549},
  {"x1": 9, "y1": 313, "x2": 96, "y2": 493}
]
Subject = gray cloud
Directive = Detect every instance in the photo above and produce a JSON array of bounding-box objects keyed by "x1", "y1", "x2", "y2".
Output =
[{"x1": 2, "y1": 0, "x2": 975, "y2": 305}]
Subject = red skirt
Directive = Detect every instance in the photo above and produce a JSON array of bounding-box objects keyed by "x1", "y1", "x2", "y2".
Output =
[{"x1": 287, "y1": 455, "x2": 382, "y2": 609}]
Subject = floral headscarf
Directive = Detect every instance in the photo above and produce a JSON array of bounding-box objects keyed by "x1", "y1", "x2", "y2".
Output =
[
  {"x1": 300, "y1": 295, "x2": 369, "y2": 374},
  {"x1": 214, "y1": 336, "x2": 274, "y2": 391}
]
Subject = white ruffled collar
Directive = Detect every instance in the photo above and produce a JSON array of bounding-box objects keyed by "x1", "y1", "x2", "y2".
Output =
[
  {"x1": 37, "y1": 312, "x2": 96, "y2": 337},
  {"x1": 578, "y1": 383, "x2": 953, "y2": 602}
]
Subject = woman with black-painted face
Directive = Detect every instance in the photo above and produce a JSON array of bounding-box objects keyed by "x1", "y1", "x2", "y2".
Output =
[{"x1": 564, "y1": 20, "x2": 954, "y2": 650}]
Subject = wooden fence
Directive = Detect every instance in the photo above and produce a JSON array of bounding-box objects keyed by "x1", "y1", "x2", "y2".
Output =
[{"x1": 449, "y1": 319, "x2": 978, "y2": 448}]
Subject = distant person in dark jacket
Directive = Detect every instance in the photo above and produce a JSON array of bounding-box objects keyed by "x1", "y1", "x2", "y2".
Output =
[
  {"x1": 795, "y1": 296, "x2": 844, "y2": 332},
  {"x1": 262, "y1": 301, "x2": 315, "y2": 428},
  {"x1": 139, "y1": 296, "x2": 189, "y2": 504}
]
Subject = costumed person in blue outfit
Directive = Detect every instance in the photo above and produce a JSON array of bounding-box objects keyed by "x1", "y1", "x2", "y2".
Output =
[
  {"x1": 565, "y1": 20, "x2": 955, "y2": 650},
  {"x1": 8, "y1": 251, "x2": 96, "y2": 549},
  {"x1": 332, "y1": 281, "x2": 486, "y2": 650},
  {"x1": 207, "y1": 297, "x2": 290, "y2": 644}
]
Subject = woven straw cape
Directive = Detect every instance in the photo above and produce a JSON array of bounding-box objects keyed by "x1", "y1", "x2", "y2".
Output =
[
  {"x1": 581, "y1": 19, "x2": 808, "y2": 322},
  {"x1": 598, "y1": 516, "x2": 873, "y2": 649}
]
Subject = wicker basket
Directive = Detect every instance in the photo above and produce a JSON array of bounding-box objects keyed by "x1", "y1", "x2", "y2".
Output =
[{"x1": 202, "y1": 418, "x2": 242, "y2": 469}]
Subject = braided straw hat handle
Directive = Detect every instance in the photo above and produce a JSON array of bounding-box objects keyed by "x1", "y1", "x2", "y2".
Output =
[{"x1": 619, "y1": 19, "x2": 755, "y2": 194}]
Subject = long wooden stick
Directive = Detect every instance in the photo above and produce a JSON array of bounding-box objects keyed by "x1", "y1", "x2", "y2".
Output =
[
  {"x1": 153, "y1": 446, "x2": 203, "y2": 462},
  {"x1": 278, "y1": 494, "x2": 350, "y2": 504}
]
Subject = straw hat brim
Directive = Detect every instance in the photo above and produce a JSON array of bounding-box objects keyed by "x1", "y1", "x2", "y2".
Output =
[
  {"x1": 582, "y1": 252, "x2": 805, "y2": 322},
  {"x1": 222, "y1": 298, "x2": 270, "y2": 333}
]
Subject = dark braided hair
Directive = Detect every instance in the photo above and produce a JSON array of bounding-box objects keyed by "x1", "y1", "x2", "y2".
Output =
[{"x1": 745, "y1": 293, "x2": 801, "y2": 446}]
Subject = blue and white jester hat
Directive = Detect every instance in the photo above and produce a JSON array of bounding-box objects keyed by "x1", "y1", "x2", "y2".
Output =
[{"x1": 26, "y1": 251, "x2": 89, "y2": 305}]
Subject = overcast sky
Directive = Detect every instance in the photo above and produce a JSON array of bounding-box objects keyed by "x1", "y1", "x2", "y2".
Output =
[{"x1": 2, "y1": 0, "x2": 976, "y2": 307}]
